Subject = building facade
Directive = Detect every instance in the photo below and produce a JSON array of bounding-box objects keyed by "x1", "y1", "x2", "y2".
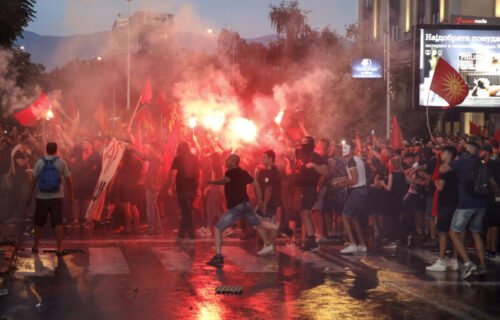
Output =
[
  {"x1": 111, "y1": 11, "x2": 174, "y2": 54},
  {"x1": 359, "y1": 0, "x2": 500, "y2": 136}
]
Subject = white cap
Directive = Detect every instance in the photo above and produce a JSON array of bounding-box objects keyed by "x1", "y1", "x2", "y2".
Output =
[{"x1": 342, "y1": 144, "x2": 351, "y2": 157}]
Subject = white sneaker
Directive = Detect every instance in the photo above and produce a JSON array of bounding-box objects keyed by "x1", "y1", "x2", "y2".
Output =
[
  {"x1": 357, "y1": 245, "x2": 367, "y2": 253},
  {"x1": 257, "y1": 244, "x2": 275, "y2": 256},
  {"x1": 489, "y1": 253, "x2": 500, "y2": 262},
  {"x1": 446, "y1": 258, "x2": 459, "y2": 271},
  {"x1": 340, "y1": 244, "x2": 358, "y2": 254},
  {"x1": 426, "y1": 259, "x2": 446, "y2": 272}
]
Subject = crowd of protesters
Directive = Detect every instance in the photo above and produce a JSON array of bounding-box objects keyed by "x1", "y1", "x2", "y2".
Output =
[{"x1": 1, "y1": 123, "x2": 500, "y2": 278}]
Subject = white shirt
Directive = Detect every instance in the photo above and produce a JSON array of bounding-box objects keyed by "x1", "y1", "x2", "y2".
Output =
[{"x1": 346, "y1": 155, "x2": 366, "y2": 188}]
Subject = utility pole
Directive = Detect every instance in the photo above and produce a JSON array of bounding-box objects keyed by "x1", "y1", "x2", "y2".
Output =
[
  {"x1": 126, "y1": 0, "x2": 132, "y2": 111},
  {"x1": 385, "y1": 0, "x2": 391, "y2": 141}
]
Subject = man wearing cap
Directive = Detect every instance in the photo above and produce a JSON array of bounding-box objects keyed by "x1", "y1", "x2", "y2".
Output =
[
  {"x1": 334, "y1": 142, "x2": 368, "y2": 254},
  {"x1": 440, "y1": 141, "x2": 500, "y2": 278}
]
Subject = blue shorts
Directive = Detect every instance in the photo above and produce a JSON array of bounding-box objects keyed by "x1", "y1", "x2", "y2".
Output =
[
  {"x1": 343, "y1": 186, "x2": 367, "y2": 218},
  {"x1": 216, "y1": 202, "x2": 261, "y2": 231},
  {"x1": 450, "y1": 208, "x2": 485, "y2": 233}
]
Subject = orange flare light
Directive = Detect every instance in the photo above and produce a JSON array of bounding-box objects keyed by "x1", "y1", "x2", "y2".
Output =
[
  {"x1": 231, "y1": 118, "x2": 257, "y2": 142},
  {"x1": 274, "y1": 109, "x2": 284, "y2": 124},
  {"x1": 188, "y1": 117, "x2": 197, "y2": 128},
  {"x1": 204, "y1": 112, "x2": 225, "y2": 131},
  {"x1": 46, "y1": 109, "x2": 54, "y2": 120}
]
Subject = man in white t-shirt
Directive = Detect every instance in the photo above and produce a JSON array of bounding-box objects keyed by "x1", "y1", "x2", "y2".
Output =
[
  {"x1": 27, "y1": 142, "x2": 73, "y2": 255},
  {"x1": 333, "y1": 143, "x2": 368, "y2": 254}
]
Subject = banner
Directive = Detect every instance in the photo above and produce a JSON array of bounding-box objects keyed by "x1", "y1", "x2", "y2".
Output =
[{"x1": 85, "y1": 139, "x2": 126, "y2": 221}]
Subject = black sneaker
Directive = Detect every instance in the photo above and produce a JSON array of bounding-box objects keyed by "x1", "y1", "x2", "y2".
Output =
[
  {"x1": 300, "y1": 240, "x2": 319, "y2": 252},
  {"x1": 207, "y1": 255, "x2": 224, "y2": 267}
]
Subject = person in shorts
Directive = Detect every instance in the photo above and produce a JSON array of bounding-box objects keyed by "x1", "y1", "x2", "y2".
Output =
[
  {"x1": 440, "y1": 141, "x2": 500, "y2": 278},
  {"x1": 337, "y1": 143, "x2": 368, "y2": 254},
  {"x1": 481, "y1": 144, "x2": 500, "y2": 262},
  {"x1": 426, "y1": 146, "x2": 459, "y2": 272},
  {"x1": 27, "y1": 142, "x2": 73, "y2": 256},
  {"x1": 256, "y1": 150, "x2": 282, "y2": 250},
  {"x1": 206, "y1": 154, "x2": 276, "y2": 267},
  {"x1": 293, "y1": 137, "x2": 327, "y2": 252}
]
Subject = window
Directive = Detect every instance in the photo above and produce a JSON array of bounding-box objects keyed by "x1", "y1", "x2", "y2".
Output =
[
  {"x1": 431, "y1": 0, "x2": 440, "y2": 24},
  {"x1": 365, "y1": 0, "x2": 373, "y2": 8},
  {"x1": 390, "y1": 0, "x2": 400, "y2": 41},
  {"x1": 417, "y1": 0, "x2": 425, "y2": 24}
]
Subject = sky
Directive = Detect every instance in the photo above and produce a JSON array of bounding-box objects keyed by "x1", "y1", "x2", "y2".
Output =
[{"x1": 26, "y1": 0, "x2": 358, "y2": 38}]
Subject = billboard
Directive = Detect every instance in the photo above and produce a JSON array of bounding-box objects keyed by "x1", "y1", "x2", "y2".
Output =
[
  {"x1": 416, "y1": 25, "x2": 500, "y2": 109},
  {"x1": 352, "y1": 58, "x2": 382, "y2": 78}
]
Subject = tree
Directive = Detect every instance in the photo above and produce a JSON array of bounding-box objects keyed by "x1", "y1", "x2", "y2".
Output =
[
  {"x1": 0, "y1": 0, "x2": 36, "y2": 48},
  {"x1": 269, "y1": 0, "x2": 310, "y2": 41}
]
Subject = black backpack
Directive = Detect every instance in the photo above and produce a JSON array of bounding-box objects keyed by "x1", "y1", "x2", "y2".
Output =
[{"x1": 467, "y1": 159, "x2": 490, "y2": 197}]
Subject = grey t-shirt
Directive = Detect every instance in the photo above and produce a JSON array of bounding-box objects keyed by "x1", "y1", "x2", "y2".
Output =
[{"x1": 33, "y1": 155, "x2": 71, "y2": 199}]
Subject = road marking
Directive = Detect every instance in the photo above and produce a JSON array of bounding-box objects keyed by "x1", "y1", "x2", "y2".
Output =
[
  {"x1": 383, "y1": 281, "x2": 498, "y2": 320},
  {"x1": 88, "y1": 247, "x2": 129, "y2": 275},
  {"x1": 15, "y1": 251, "x2": 58, "y2": 277},
  {"x1": 151, "y1": 247, "x2": 192, "y2": 272},
  {"x1": 277, "y1": 246, "x2": 345, "y2": 273},
  {"x1": 224, "y1": 247, "x2": 278, "y2": 273}
]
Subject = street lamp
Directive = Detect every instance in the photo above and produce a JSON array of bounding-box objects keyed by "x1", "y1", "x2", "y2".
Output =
[
  {"x1": 96, "y1": 56, "x2": 102, "y2": 61},
  {"x1": 19, "y1": 45, "x2": 25, "y2": 51},
  {"x1": 126, "y1": 0, "x2": 133, "y2": 111}
]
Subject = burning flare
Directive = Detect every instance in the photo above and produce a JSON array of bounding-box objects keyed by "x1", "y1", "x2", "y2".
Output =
[
  {"x1": 188, "y1": 117, "x2": 197, "y2": 129},
  {"x1": 46, "y1": 108, "x2": 54, "y2": 120},
  {"x1": 274, "y1": 109, "x2": 284, "y2": 124},
  {"x1": 231, "y1": 118, "x2": 257, "y2": 142}
]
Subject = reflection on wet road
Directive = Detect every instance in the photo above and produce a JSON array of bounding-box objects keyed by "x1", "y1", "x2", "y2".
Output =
[{"x1": 1, "y1": 238, "x2": 499, "y2": 320}]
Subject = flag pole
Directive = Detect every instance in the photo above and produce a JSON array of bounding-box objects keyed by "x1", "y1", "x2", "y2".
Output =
[
  {"x1": 425, "y1": 89, "x2": 434, "y2": 141},
  {"x1": 127, "y1": 94, "x2": 142, "y2": 130}
]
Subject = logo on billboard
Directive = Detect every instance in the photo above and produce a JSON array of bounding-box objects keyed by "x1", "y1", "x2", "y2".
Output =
[{"x1": 352, "y1": 58, "x2": 382, "y2": 79}]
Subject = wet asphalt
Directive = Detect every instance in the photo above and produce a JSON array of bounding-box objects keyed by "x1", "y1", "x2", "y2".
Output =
[{"x1": 0, "y1": 226, "x2": 500, "y2": 320}]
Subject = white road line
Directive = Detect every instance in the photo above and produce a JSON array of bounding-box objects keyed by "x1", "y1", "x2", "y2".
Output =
[
  {"x1": 88, "y1": 247, "x2": 130, "y2": 275},
  {"x1": 224, "y1": 247, "x2": 278, "y2": 273},
  {"x1": 15, "y1": 252, "x2": 58, "y2": 277},
  {"x1": 383, "y1": 281, "x2": 498, "y2": 320},
  {"x1": 151, "y1": 247, "x2": 191, "y2": 272},
  {"x1": 277, "y1": 246, "x2": 346, "y2": 273}
]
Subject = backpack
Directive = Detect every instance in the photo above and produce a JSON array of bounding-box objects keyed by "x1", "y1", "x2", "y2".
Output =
[
  {"x1": 38, "y1": 157, "x2": 61, "y2": 193},
  {"x1": 467, "y1": 159, "x2": 490, "y2": 197}
]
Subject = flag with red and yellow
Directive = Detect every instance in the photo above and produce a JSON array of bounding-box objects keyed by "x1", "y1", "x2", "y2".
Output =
[{"x1": 430, "y1": 57, "x2": 469, "y2": 110}]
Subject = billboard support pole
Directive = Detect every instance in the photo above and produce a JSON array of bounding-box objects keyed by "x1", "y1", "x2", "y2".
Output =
[{"x1": 385, "y1": 0, "x2": 391, "y2": 141}]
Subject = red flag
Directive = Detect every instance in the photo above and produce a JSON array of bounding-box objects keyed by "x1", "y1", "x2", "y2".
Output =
[
  {"x1": 492, "y1": 128, "x2": 500, "y2": 143},
  {"x1": 355, "y1": 132, "x2": 362, "y2": 156},
  {"x1": 469, "y1": 121, "x2": 481, "y2": 136},
  {"x1": 96, "y1": 101, "x2": 110, "y2": 132},
  {"x1": 13, "y1": 93, "x2": 50, "y2": 127},
  {"x1": 430, "y1": 57, "x2": 469, "y2": 110},
  {"x1": 140, "y1": 77, "x2": 152, "y2": 104},
  {"x1": 391, "y1": 115, "x2": 403, "y2": 150}
]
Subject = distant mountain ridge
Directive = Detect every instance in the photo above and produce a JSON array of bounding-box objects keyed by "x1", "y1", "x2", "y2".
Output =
[{"x1": 15, "y1": 31, "x2": 350, "y2": 71}]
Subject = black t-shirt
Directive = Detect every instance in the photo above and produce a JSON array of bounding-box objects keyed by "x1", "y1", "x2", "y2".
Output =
[
  {"x1": 172, "y1": 154, "x2": 201, "y2": 193},
  {"x1": 486, "y1": 158, "x2": 500, "y2": 199},
  {"x1": 257, "y1": 165, "x2": 282, "y2": 208},
  {"x1": 390, "y1": 171, "x2": 407, "y2": 201},
  {"x1": 117, "y1": 150, "x2": 143, "y2": 186},
  {"x1": 438, "y1": 171, "x2": 459, "y2": 207},
  {"x1": 224, "y1": 167, "x2": 253, "y2": 209},
  {"x1": 294, "y1": 152, "x2": 325, "y2": 187}
]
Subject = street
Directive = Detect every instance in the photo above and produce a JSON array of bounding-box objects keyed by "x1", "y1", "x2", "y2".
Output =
[{"x1": 0, "y1": 227, "x2": 499, "y2": 320}]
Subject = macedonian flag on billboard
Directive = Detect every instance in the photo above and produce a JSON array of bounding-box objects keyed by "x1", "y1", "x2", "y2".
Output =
[{"x1": 429, "y1": 57, "x2": 469, "y2": 110}]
